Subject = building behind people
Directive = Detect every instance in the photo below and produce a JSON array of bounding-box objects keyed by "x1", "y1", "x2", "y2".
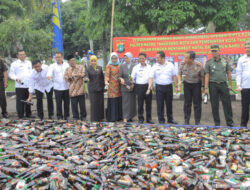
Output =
[
  {"x1": 47, "y1": 52, "x2": 70, "y2": 120},
  {"x1": 86, "y1": 55, "x2": 105, "y2": 122},
  {"x1": 236, "y1": 41, "x2": 250, "y2": 127},
  {"x1": 177, "y1": 51, "x2": 204, "y2": 125},
  {"x1": 64, "y1": 55, "x2": 87, "y2": 121},
  {"x1": 9, "y1": 50, "x2": 33, "y2": 119},
  {"x1": 118, "y1": 52, "x2": 137, "y2": 123},
  {"x1": 204, "y1": 44, "x2": 234, "y2": 126},
  {"x1": 105, "y1": 52, "x2": 122, "y2": 122},
  {"x1": 26, "y1": 60, "x2": 54, "y2": 120},
  {"x1": 0, "y1": 58, "x2": 8, "y2": 118},
  {"x1": 148, "y1": 51, "x2": 178, "y2": 124},
  {"x1": 131, "y1": 52, "x2": 153, "y2": 124}
]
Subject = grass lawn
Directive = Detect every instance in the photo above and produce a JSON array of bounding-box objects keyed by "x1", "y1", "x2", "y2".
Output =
[{"x1": 6, "y1": 79, "x2": 238, "y2": 94}]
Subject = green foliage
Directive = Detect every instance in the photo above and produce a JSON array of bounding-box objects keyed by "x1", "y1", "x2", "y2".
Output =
[
  {"x1": 0, "y1": 17, "x2": 53, "y2": 60},
  {"x1": 239, "y1": 0, "x2": 250, "y2": 30}
]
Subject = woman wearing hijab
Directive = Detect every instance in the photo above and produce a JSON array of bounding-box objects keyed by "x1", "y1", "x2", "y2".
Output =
[
  {"x1": 105, "y1": 52, "x2": 122, "y2": 122},
  {"x1": 86, "y1": 55, "x2": 105, "y2": 122},
  {"x1": 118, "y1": 52, "x2": 137, "y2": 122}
]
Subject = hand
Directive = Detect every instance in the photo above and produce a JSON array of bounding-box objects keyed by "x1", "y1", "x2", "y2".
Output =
[
  {"x1": 228, "y1": 85, "x2": 232, "y2": 90},
  {"x1": 146, "y1": 89, "x2": 151, "y2": 95},
  {"x1": 16, "y1": 79, "x2": 21, "y2": 83},
  {"x1": 204, "y1": 89, "x2": 209, "y2": 95},
  {"x1": 4, "y1": 82, "x2": 8, "y2": 88},
  {"x1": 177, "y1": 86, "x2": 181, "y2": 92},
  {"x1": 26, "y1": 98, "x2": 31, "y2": 103},
  {"x1": 105, "y1": 81, "x2": 109, "y2": 86},
  {"x1": 120, "y1": 78, "x2": 125, "y2": 85},
  {"x1": 201, "y1": 87, "x2": 204, "y2": 93},
  {"x1": 235, "y1": 85, "x2": 242, "y2": 91},
  {"x1": 47, "y1": 76, "x2": 51, "y2": 80}
]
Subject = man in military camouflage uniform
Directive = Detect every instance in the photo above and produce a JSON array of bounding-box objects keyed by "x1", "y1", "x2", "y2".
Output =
[
  {"x1": 204, "y1": 44, "x2": 234, "y2": 126},
  {"x1": 0, "y1": 58, "x2": 8, "y2": 118}
]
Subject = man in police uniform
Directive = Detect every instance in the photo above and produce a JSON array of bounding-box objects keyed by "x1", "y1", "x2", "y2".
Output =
[
  {"x1": 204, "y1": 44, "x2": 234, "y2": 126},
  {"x1": 148, "y1": 51, "x2": 178, "y2": 124},
  {"x1": 236, "y1": 41, "x2": 250, "y2": 127},
  {"x1": 0, "y1": 58, "x2": 8, "y2": 118},
  {"x1": 178, "y1": 51, "x2": 204, "y2": 125}
]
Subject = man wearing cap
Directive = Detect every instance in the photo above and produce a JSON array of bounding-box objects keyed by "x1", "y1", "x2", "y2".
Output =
[
  {"x1": 236, "y1": 42, "x2": 250, "y2": 127},
  {"x1": 204, "y1": 44, "x2": 234, "y2": 126},
  {"x1": 64, "y1": 55, "x2": 87, "y2": 121}
]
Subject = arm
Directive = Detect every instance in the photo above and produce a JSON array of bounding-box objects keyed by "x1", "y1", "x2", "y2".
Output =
[
  {"x1": 204, "y1": 73, "x2": 210, "y2": 94},
  {"x1": 227, "y1": 71, "x2": 232, "y2": 90},
  {"x1": 9, "y1": 63, "x2": 17, "y2": 81},
  {"x1": 177, "y1": 75, "x2": 182, "y2": 92},
  {"x1": 104, "y1": 65, "x2": 110, "y2": 85},
  {"x1": 3, "y1": 71, "x2": 8, "y2": 88},
  {"x1": 47, "y1": 65, "x2": 53, "y2": 80},
  {"x1": 75, "y1": 66, "x2": 85, "y2": 78},
  {"x1": 26, "y1": 74, "x2": 35, "y2": 102},
  {"x1": 118, "y1": 65, "x2": 125, "y2": 85},
  {"x1": 235, "y1": 59, "x2": 242, "y2": 91},
  {"x1": 64, "y1": 68, "x2": 72, "y2": 83},
  {"x1": 172, "y1": 75, "x2": 178, "y2": 93}
]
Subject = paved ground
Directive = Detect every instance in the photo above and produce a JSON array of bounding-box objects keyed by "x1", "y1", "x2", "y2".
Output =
[{"x1": 3, "y1": 95, "x2": 244, "y2": 127}]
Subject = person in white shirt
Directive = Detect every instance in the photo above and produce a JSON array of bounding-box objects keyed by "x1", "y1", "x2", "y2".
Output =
[
  {"x1": 131, "y1": 52, "x2": 154, "y2": 124},
  {"x1": 47, "y1": 52, "x2": 70, "y2": 120},
  {"x1": 148, "y1": 51, "x2": 178, "y2": 124},
  {"x1": 26, "y1": 60, "x2": 54, "y2": 120},
  {"x1": 9, "y1": 50, "x2": 33, "y2": 119},
  {"x1": 236, "y1": 41, "x2": 250, "y2": 127}
]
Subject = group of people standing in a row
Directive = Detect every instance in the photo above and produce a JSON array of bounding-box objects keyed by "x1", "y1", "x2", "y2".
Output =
[{"x1": 0, "y1": 42, "x2": 249, "y2": 127}]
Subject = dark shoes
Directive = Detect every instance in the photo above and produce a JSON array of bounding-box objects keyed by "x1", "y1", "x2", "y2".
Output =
[
  {"x1": 2, "y1": 113, "x2": 8, "y2": 118},
  {"x1": 159, "y1": 121, "x2": 165, "y2": 124},
  {"x1": 195, "y1": 121, "x2": 200, "y2": 125},
  {"x1": 168, "y1": 120, "x2": 178, "y2": 124},
  {"x1": 184, "y1": 120, "x2": 190, "y2": 125},
  {"x1": 26, "y1": 115, "x2": 36, "y2": 119},
  {"x1": 147, "y1": 120, "x2": 154, "y2": 124},
  {"x1": 138, "y1": 120, "x2": 143, "y2": 124}
]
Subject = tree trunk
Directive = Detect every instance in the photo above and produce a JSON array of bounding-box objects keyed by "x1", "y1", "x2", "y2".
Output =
[{"x1": 102, "y1": 30, "x2": 108, "y2": 68}]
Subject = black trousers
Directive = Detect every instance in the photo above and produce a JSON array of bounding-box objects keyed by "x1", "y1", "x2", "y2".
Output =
[
  {"x1": 209, "y1": 82, "x2": 233, "y2": 126},
  {"x1": 54, "y1": 89, "x2": 70, "y2": 119},
  {"x1": 0, "y1": 82, "x2": 7, "y2": 115},
  {"x1": 35, "y1": 88, "x2": 54, "y2": 119},
  {"x1": 135, "y1": 84, "x2": 152, "y2": 122},
  {"x1": 241, "y1": 89, "x2": 250, "y2": 127},
  {"x1": 183, "y1": 82, "x2": 202, "y2": 123},
  {"x1": 156, "y1": 84, "x2": 173, "y2": 123},
  {"x1": 16, "y1": 88, "x2": 31, "y2": 118},
  {"x1": 71, "y1": 95, "x2": 87, "y2": 120}
]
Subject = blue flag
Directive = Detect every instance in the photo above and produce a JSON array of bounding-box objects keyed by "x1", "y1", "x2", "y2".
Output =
[{"x1": 52, "y1": 0, "x2": 63, "y2": 54}]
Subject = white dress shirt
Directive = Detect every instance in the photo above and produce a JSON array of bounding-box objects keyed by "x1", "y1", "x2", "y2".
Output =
[
  {"x1": 131, "y1": 63, "x2": 151, "y2": 84},
  {"x1": 47, "y1": 62, "x2": 69, "y2": 90},
  {"x1": 149, "y1": 61, "x2": 176, "y2": 85},
  {"x1": 236, "y1": 54, "x2": 250, "y2": 89},
  {"x1": 29, "y1": 64, "x2": 53, "y2": 93},
  {"x1": 9, "y1": 59, "x2": 32, "y2": 88}
]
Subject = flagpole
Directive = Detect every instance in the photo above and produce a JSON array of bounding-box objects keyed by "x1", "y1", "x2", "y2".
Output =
[{"x1": 110, "y1": 0, "x2": 115, "y2": 54}]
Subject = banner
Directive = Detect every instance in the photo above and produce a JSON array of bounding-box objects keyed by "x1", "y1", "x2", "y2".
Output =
[
  {"x1": 113, "y1": 30, "x2": 250, "y2": 65},
  {"x1": 52, "y1": 0, "x2": 63, "y2": 54}
]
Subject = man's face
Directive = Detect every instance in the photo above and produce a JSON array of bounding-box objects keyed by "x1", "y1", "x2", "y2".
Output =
[
  {"x1": 75, "y1": 52, "x2": 79, "y2": 56},
  {"x1": 55, "y1": 53, "x2": 63, "y2": 64},
  {"x1": 211, "y1": 50, "x2": 220, "y2": 58},
  {"x1": 33, "y1": 63, "x2": 42, "y2": 72},
  {"x1": 184, "y1": 53, "x2": 191, "y2": 64},
  {"x1": 18, "y1": 51, "x2": 26, "y2": 62},
  {"x1": 68, "y1": 58, "x2": 76, "y2": 67},
  {"x1": 156, "y1": 53, "x2": 164, "y2": 64},
  {"x1": 139, "y1": 55, "x2": 146, "y2": 64},
  {"x1": 245, "y1": 44, "x2": 250, "y2": 56}
]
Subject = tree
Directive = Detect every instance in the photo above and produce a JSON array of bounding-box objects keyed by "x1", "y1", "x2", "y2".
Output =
[
  {"x1": 0, "y1": 0, "x2": 23, "y2": 22},
  {"x1": 115, "y1": 0, "x2": 247, "y2": 35},
  {"x1": 239, "y1": 0, "x2": 250, "y2": 30},
  {"x1": 0, "y1": 17, "x2": 53, "y2": 60}
]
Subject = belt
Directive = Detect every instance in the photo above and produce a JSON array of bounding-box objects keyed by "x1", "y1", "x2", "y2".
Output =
[
  {"x1": 156, "y1": 84, "x2": 172, "y2": 87},
  {"x1": 210, "y1": 81, "x2": 226, "y2": 84}
]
